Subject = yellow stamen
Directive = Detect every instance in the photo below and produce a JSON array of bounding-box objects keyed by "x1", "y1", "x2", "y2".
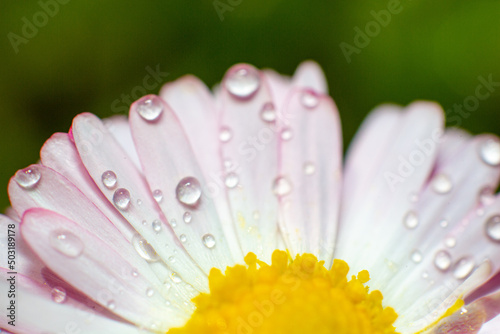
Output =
[{"x1": 169, "y1": 250, "x2": 399, "y2": 334}]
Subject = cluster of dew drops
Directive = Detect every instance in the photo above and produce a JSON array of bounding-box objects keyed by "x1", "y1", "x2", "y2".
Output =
[{"x1": 401, "y1": 137, "x2": 500, "y2": 282}]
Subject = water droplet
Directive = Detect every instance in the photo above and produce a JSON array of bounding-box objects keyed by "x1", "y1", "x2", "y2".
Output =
[
  {"x1": 142, "y1": 220, "x2": 147, "y2": 226},
  {"x1": 131, "y1": 269, "x2": 139, "y2": 277},
  {"x1": 15, "y1": 166, "x2": 41, "y2": 189},
  {"x1": 113, "y1": 188, "x2": 131, "y2": 210},
  {"x1": 485, "y1": 215, "x2": 500, "y2": 242},
  {"x1": 180, "y1": 234, "x2": 187, "y2": 243},
  {"x1": 253, "y1": 211, "x2": 260, "y2": 220},
  {"x1": 137, "y1": 199, "x2": 143, "y2": 206},
  {"x1": 453, "y1": 257, "x2": 475, "y2": 279},
  {"x1": 225, "y1": 66, "x2": 260, "y2": 99},
  {"x1": 219, "y1": 127, "x2": 233, "y2": 142},
  {"x1": 479, "y1": 137, "x2": 500, "y2": 166},
  {"x1": 107, "y1": 300, "x2": 116, "y2": 310},
  {"x1": 51, "y1": 287, "x2": 67, "y2": 303},
  {"x1": 281, "y1": 128, "x2": 293, "y2": 141},
  {"x1": 152, "y1": 220, "x2": 162, "y2": 233},
  {"x1": 403, "y1": 211, "x2": 419, "y2": 229},
  {"x1": 434, "y1": 250, "x2": 452, "y2": 271},
  {"x1": 411, "y1": 250, "x2": 422, "y2": 263},
  {"x1": 153, "y1": 189, "x2": 163, "y2": 203},
  {"x1": 432, "y1": 173, "x2": 453, "y2": 194},
  {"x1": 273, "y1": 176, "x2": 292, "y2": 196},
  {"x1": 176, "y1": 177, "x2": 202, "y2": 207},
  {"x1": 101, "y1": 170, "x2": 117, "y2": 189},
  {"x1": 168, "y1": 256, "x2": 176, "y2": 263},
  {"x1": 300, "y1": 89, "x2": 319, "y2": 109},
  {"x1": 132, "y1": 234, "x2": 159, "y2": 262},
  {"x1": 303, "y1": 162, "x2": 316, "y2": 175},
  {"x1": 422, "y1": 271, "x2": 429, "y2": 279},
  {"x1": 183, "y1": 212, "x2": 192, "y2": 224},
  {"x1": 170, "y1": 219, "x2": 177, "y2": 228},
  {"x1": 445, "y1": 236, "x2": 456, "y2": 248},
  {"x1": 409, "y1": 192, "x2": 419, "y2": 203},
  {"x1": 260, "y1": 102, "x2": 276, "y2": 122},
  {"x1": 439, "y1": 219, "x2": 449, "y2": 228},
  {"x1": 50, "y1": 230, "x2": 84, "y2": 258},
  {"x1": 137, "y1": 96, "x2": 163, "y2": 122},
  {"x1": 223, "y1": 159, "x2": 233, "y2": 169},
  {"x1": 225, "y1": 172, "x2": 239, "y2": 188},
  {"x1": 146, "y1": 288, "x2": 155, "y2": 297},
  {"x1": 477, "y1": 208, "x2": 485, "y2": 216},
  {"x1": 202, "y1": 234, "x2": 216, "y2": 249},
  {"x1": 171, "y1": 272, "x2": 183, "y2": 283},
  {"x1": 479, "y1": 187, "x2": 495, "y2": 206}
]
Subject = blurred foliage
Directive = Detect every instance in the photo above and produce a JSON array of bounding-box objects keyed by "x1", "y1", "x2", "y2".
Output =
[{"x1": 0, "y1": 0, "x2": 499, "y2": 209}]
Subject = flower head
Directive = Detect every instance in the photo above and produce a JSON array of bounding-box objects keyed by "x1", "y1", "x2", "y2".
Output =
[{"x1": 2, "y1": 62, "x2": 500, "y2": 333}]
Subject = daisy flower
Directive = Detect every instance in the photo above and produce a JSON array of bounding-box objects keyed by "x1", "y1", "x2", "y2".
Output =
[{"x1": 1, "y1": 62, "x2": 500, "y2": 334}]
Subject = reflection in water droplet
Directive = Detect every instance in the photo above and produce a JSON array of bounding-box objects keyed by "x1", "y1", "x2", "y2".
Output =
[
  {"x1": 176, "y1": 177, "x2": 202, "y2": 206},
  {"x1": 153, "y1": 189, "x2": 163, "y2": 203},
  {"x1": 101, "y1": 170, "x2": 117, "y2": 189},
  {"x1": 152, "y1": 220, "x2": 162, "y2": 233},
  {"x1": 453, "y1": 257, "x2": 475, "y2": 279},
  {"x1": 137, "y1": 96, "x2": 163, "y2": 122},
  {"x1": 272, "y1": 176, "x2": 292, "y2": 196},
  {"x1": 15, "y1": 166, "x2": 41, "y2": 189},
  {"x1": 51, "y1": 287, "x2": 67, "y2": 303},
  {"x1": 180, "y1": 234, "x2": 187, "y2": 243},
  {"x1": 434, "y1": 250, "x2": 452, "y2": 271},
  {"x1": 113, "y1": 188, "x2": 131, "y2": 210},
  {"x1": 183, "y1": 212, "x2": 192, "y2": 224},
  {"x1": 132, "y1": 234, "x2": 159, "y2": 262},
  {"x1": 50, "y1": 230, "x2": 84, "y2": 258},
  {"x1": 202, "y1": 234, "x2": 216, "y2": 249},
  {"x1": 225, "y1": 66, "x2": 260, "y2": 99}
]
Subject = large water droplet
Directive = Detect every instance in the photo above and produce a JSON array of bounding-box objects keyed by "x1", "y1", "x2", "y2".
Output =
[
  {"x1": 176, "y1": 177, "x2": 202, "y2": 206},
  {"x1": 479, "y1": 137, "x2": 500, "y2": 166},
  {"x1": 113, "y1": 188, "x2": 131, "y2": 210},
  {"x1": 300, "y1": 89, "x2": 319, "y2": 109},
  {"x1": 51, "y1": 287, "x2": 67, "y2": 303},
  {"x1": 411, "y1": 250, "x2": 422, "y2": 263},
  {"x1": 225, "y1": 173, "x2": 239, "y2": 188},
  {"x1": 219, "y1": 127, "x2": 233, "y2": 143},
  {"x1": 132, "y1": 234, "x2": 159, "y2": 262},
  {"x1": 453, "y1": 257, "x2": 475, "y2": 279},
  {"x1": 202, "y1": 234, "x2": 216, "y2": 249},
  {"x1": 15, "y1": 166, "x2": 41, "y2": 189},
  {"x1": 403, "y1": 211, "x2": 419, "y2": 229},
  {"x1": 485, "y1": 215, "x2": 500, "y2": 242},
  {"x1": 272, "y1": 176, "x2": 292, "y2": 196},
  {"x1": 152, "y1": 189, "x2": 163, "y2": 203},
  {"x1": 137, "y1": 96, "x2": 163, "y2": 122},
  {"x1": 260, "y1": 102, "x2": 276, "y2": 122},
  {"x1": 50, "y1": 230, "x2": 84, "y2": 258},
  {"x1": 152, "y1": 220, "x2": 162, "y2": 233},
  {"x1": 183, "y1": 212, "x2": 192, "y2": 224},
  {"x1": 281, "y1": 128, "x2": 293, "y2": 141},
  {"x1": 101, "y1": 170, "x2": 117, "y2": 189},
  {"x1": 225, "y1": 67, "x2": 260, "y2": 99},
  {"x1": 303, "y1": 162, "x2": 316, "y2": 175},
  {"x1": 434, "y1": 250, "x2": 452, "y2": 271},
  {"x1": 432, "y1": 173, "x2": 453, "y2": 194},
  {"x1": 180, "y1": 234, "x2": 187, "y2": 243}
]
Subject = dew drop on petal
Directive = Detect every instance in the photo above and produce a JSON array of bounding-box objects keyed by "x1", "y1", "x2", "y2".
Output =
[
  {"x1": 132, "y1": 234, "x2": 159, "y2": 262},
  {"x1": 153, "y1": 189, "x2": 163, "y2": 203},
  {"x1": 152, "y1": 220, "x2": 162, "y2": 233},
  {"x1": 183, "y1": 212, "x2": 192, "y2": 224},
  {"x1": 411, "y1": 250, "x2": 422, "y2": 263},
  {"x1": 107, "y1": 300, "x2": 116, "y2": 310},
  {"x1": 170, "y1": 219, "x2": 177, "y2": 228},
  {"x1": 225, "y1": 172, "x2": 239, "y2": 188},
  {"x1": 15, "y1": 166, "x2": 41, "y2": 189},
  {"x1": 434, "y1": 250, "x2": 452, "y2": 271},
  {"x1": 453, "y1": 257, "x2": 475, "y2": 280},
  {"x1": 50, "y1": 230, "x2": 84, "y2": 258},
  {"x1": 485, "y1": 215, "x2": 500, "y2": 242},
  {"x1": 101, "y1": 170, "x2": 117, "y2": 189},
  {"x1": 168, "y1": 256, "x2": 176, "y2": 263},
  {"x1": 146, "y1": 288, "x2": 155, "y2": 297},
  {"x1": 137, "y1": 199, "x2": 143, "y2": 206},
  {"x1": 260, "y1": 102, "x2": 276, "y2": 122},
  {"x1": 479, "y1": 137, "x2": 500, "y2": 166},
  {"x1": 403, "y1": 211, "x2": 419, "y2": 229},
  {"x1": 180, "y1": 234, "x2": 187, "y2": 243},
  {"x1": 272, "y1": 176, "x2": 292, "y2": 196},
  {"x1": 300, "y1": 89, "x2": 319, "y2": 109},
  {"x1": 137, "y1": 96, "x2": 163, "y2": 122},
  {"x1": 432, "y1": 173, "x2": 453, "y2": 194},
  {"x1": 409, "y1": 192, "x2": 419, "y2": 203},
  {"x1": 439, "y1": 219, "x2": 449, "y2": 228},
  {"x1": 303, "y1": 162, "x2": 316, "y2": 175},
  {"x1": 281, "y1": 128, "x2": 293, "y2": 141},
  {"x1": 225, "y1": 67, "x2": 260, "y2": 99},
  {"x1": 171, "y1": 272, "x2": 183, "y2": 283},
  {"x1": 51, "y1": 287, "x2": 67, "y2": 303},
  {"x1": 479, "y1": 187, "x2": 495, "y2": 206},
  {"x1": 131, "y1": 269, "x2": 139, "y2": 277},
  {"x1": 202, "y1": 234, "x2": 216, "y2": 249},
  {"x1": 445, "y1": 236, "x2": 456, "y2": 248},
  {"x1": 219, "y1": 127, "x2": 232, "y2": 143},
  {"x1": 113, "y1": 188, "x2": 131, "y2": 210},
  {"x1": 176, "y1": 177, "x2": 202, "y2": 206}
]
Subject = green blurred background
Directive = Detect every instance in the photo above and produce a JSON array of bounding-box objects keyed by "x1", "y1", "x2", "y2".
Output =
[{"x1": 0, "y1": 0, "x2": 499, "y2": 209}]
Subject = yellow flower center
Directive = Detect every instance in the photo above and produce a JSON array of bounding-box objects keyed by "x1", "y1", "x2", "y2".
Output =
[{"x1": 169, "y1": 250, "x2": 399, "y2": 334}]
